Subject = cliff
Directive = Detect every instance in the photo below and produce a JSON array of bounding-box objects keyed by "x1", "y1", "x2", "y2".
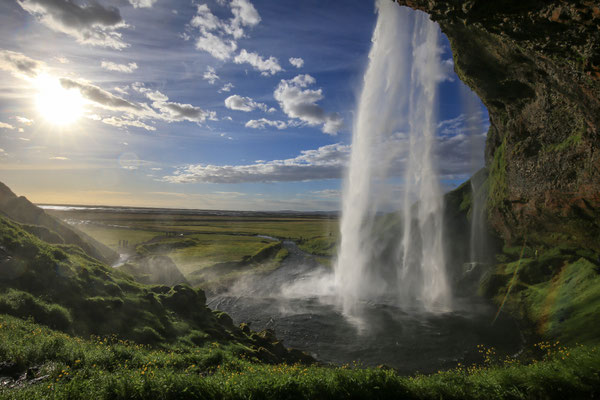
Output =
[{"x1": 397, "y1": 0, "x2": 600, "y2": 251}]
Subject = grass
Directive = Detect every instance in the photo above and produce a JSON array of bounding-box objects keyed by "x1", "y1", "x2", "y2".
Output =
[
  {"x1": 76, "y1": 225, "x2": 163, "y2": 252},
  {"x1": 45, "y1": 210, "x2": 338, "y2": 245},
  {"x1": 166, "y1": 234, "x2": 279, "y2": 274},
  {"x1": 1, "y1": 314, "x2": 599, "y2": 399}
]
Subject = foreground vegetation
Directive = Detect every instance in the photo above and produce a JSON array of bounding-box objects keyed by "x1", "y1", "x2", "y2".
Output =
[{"x1": 1, "y1": 314, "x2": 599, "y2": 399}]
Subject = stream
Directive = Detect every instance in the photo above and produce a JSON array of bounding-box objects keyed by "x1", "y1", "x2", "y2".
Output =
[{"x1": 208, "y1": 241, "x2": 522, "y2": 374}]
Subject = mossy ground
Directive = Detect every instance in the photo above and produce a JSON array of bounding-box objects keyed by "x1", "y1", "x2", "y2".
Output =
[{"x1": 481, "y1": 244, "x2": 600, "y2": 345}]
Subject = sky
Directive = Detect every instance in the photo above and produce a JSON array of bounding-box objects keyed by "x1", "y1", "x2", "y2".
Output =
[{"x1": 0, "y1": 0, "x2": 489, "y2": 211}]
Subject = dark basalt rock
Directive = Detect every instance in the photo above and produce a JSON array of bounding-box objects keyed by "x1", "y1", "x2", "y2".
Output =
[{"x1": 396, "y1": 0, "x2": 600, "y2": 251}]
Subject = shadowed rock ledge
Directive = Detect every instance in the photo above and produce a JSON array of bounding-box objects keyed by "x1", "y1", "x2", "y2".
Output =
[{"x1": 397, "y1": 0, "x2": 600, "y2": 251}]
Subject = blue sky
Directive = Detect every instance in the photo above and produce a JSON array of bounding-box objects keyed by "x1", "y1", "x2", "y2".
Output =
[{"x1": 0, "y1": 0, "x2": 488, "y2": 210}]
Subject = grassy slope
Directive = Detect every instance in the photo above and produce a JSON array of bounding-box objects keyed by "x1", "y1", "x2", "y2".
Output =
[
  {"x1": 1, "y1": 314, "x2": 599, "y2": 399},
  {"x1": 0, "y1": 216, "x2": 310, "y2": 366}
]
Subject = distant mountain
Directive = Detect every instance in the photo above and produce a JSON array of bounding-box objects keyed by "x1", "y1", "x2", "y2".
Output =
[{"x1": 0, "y1": 181, "x2": 118, "y2": 265}]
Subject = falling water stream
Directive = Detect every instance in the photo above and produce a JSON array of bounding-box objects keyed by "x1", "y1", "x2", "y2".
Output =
[{"x1": 335, "y1": 0, "x2": 449, "y2": 314}]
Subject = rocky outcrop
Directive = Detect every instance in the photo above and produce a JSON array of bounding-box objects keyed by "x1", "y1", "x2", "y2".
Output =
[{"x1": 396, "y1": 0, "x2": 600, "y2": 251}]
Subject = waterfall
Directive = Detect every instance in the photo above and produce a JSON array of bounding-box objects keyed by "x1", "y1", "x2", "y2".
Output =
[{"x1": 334, "y1": 0, "x2": 451, "y2": 315}]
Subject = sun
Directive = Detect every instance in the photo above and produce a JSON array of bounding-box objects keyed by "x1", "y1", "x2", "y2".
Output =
[{"x1": 35, "y1": 74, "x2": 85, "y2": 126}]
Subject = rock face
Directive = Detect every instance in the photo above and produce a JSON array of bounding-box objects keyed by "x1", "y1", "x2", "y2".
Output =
[{"x1": 396, "y1": 0, "x2": 600, "y2": 250}]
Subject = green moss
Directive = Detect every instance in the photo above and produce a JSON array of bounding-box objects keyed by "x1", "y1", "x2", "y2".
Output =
[
  {"x1": 459, "y1": 188, "x2": 473, "y2": 213},
  {"x1": 490, "y1": 247, "x2": 600, "y2": 345},
  {"x1": 544, "y1": 131, "x2": 583, "y2": 153},
  {"x1": 524, "y1": 258, "x2": 600, "y2": 343}
]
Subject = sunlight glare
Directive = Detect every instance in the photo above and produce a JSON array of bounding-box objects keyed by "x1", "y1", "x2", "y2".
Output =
[{"x1": 35, "y1": 74, "x2": 85, "y2": 126}]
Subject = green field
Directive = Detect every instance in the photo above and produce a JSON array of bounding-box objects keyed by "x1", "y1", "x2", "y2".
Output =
[
  {"x1": 49, "y1": 210, "x2": 339, "y2": 288},
  {"x1": 75, "y1": 225, "x2": 163, "y2": 252}
]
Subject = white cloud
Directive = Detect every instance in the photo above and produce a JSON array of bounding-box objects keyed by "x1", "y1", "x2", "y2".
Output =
[
  {"x1": 245, "y1": 118, "x2": 286, "y2": 130},
  {"x1": 195, "y1": 31, "x2": 237, "y2": 61},
  {"x1": 274, "y1": 74, "x2": 343, "y2": 135},
  {"x1": 190, "y1": 4, "x2": 222, "y2": 31},
  {"x1": 441, "y1": 58, "x2": 455, "y2": 82},
  {"x1": 224, "y1": 94, "x2": 267, "y2": 112},
  {"x1": 218, "y1": 82, "x2": 234, "y2": 93},
  {"x1": 0, "y1": 122, "x2": 15, "y2": 130},
  {"x1": 57, "y1": 79, "x2": 217, "y2": 126},
  {"x1": 187, "y1": 0, "x2": 274, "y2": 71},
  {"x1": 133, "y1": 83, "x2": 217, "y2": 123},
  {"x1": 49, "y1": 156, "x2": 69, "y2": 160},
  {"x1": 129, "y1": 0, "x2": 157, "y2": 8},
  {"x1": 289, "y1": 57, "x2": 304, "y2": 68},
  {"x1": 19, "y1": 137, "x2": 30, "y2": 141},
  {"x1": 102, "y1": 116, "x2": 156, "y2": 131},
  {"x1": 164, "y1": 143, "x2": 350, "y2": 184},
  {"x1": 17, "y1": 0, "x2": 129, "y2": 49},
  {"x1": 101, "y1": 61, "x2": 138, "y2": 73},
  {"x1": 60, "y1": 78, "x2": 142, "y2": 112},
  {"x1": 114, "y1": 85, "x2": 129, "y2": 95},
  {"x1": 54, "y1": 56, "x2": 69, "y2": 64},
  {"x1": 161, "y1": 112, "x2": 487, "y2": 185},
  {"x1": 187, "y1": 1, "x2": 259, "y2": 61},
  {"x1": 15, "y1": 116, "x2": 34, "y2": 125},
  {"x1": 203, "y1": 66, "x2": 219, "y2": 84},
  {"x1": 311, "y1": 189, "x2": 340, "y2": 198},
  {"x1": 228, "y1": 0, "x2": 261, "y2": 37},
  {"x1": 0, "y1": 50, "x2": 45, "y2": 78},
  {"x1": 234, "y1": 49, "x2": 282, "y2": 76}
]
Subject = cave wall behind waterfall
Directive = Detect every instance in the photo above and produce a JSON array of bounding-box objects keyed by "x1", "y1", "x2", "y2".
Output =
[{"x1": 397, "y1": 0, "x2": 600, "y2": 251}]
